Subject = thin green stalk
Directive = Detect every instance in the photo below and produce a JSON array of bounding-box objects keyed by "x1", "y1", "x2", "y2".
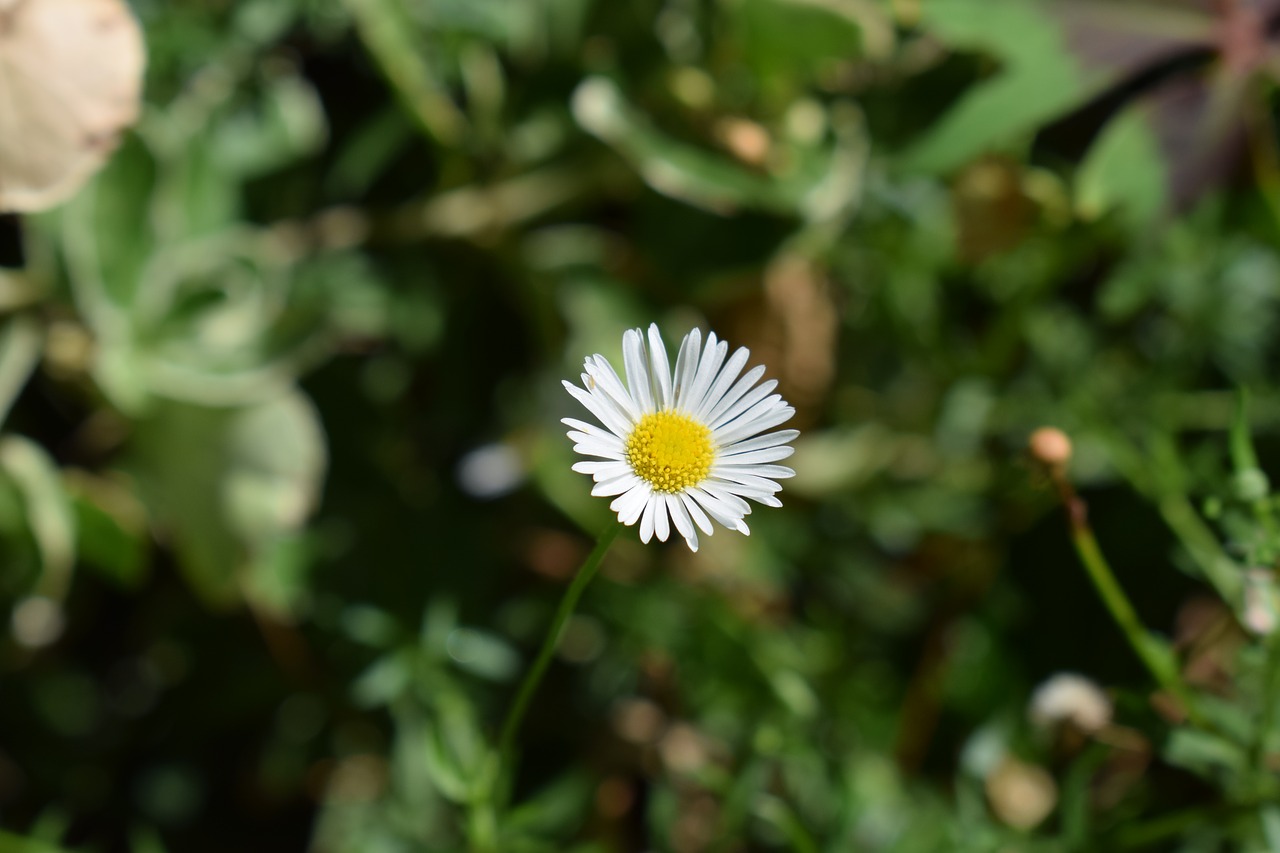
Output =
[
  {"x1": 1105, "y1": 429, "x2": 1242, "y2": 605},
  {"x1": 1230, "y1": 388, "x2": 1280, "y2": 540},
  {"x1": 342, "y1": 0, "x2": 467, "y2": 146},
  {"x1": 1112, "y1": 799, "x2": 1260, "y2": 849},
  {"x1": 1069, "y1": 521, "x2": 1205, "y2": 728},
  {"x1": 1155, "y1": 493, "x2": 1243, "y2": 604},
  {"x1": 1253, "y1": 634, "x2": 1280, "y2": 780},
  {"x1": 494, "y1": 521, "x2": 622, "y2": 803}
]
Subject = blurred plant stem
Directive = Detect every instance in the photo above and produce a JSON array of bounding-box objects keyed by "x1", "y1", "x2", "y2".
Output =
[
  {"x1": 1044, "y1": 458, "x2": 1207, "y2": 728},
  {"x1": 471, "y1": 520, "x2": 623, "y2": 846},
  {"x1": 341, "y1": 0, "x2": 467, "y2": 145},
  {"x1": 1252, "y1": 635, "x2": 1280, "y2": 781},
  {"x1": 1237, "y1": 389, "x2": 1280, "y2": 781},
  {"x1": 1105, "y1": 429, "x2": 1244, "y2": 605}
]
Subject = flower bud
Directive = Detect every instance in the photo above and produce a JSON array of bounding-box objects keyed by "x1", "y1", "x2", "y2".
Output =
[
  {"x1": 1029, "y1": 427, "x2": 1072, "y2": 467},
  {"x1": 1028, "y1": 673, "x2": 1112, "y2": 734}
]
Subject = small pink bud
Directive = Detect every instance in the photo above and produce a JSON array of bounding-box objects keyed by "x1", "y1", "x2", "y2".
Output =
[{"x1": 1029, "y1": 427, "x2": 1073, "y2": 467}]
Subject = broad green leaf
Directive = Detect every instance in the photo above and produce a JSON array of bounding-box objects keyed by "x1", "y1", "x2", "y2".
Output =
[
  {"x1": 1076, "y1": 100, "x2": 1168, "y2": 227},
  {"x1": 904, "y1": 0, "x2": 1089, "y2": 172},
  {"x1": 733, "y1": 0, "x2": 883, "y2": 89},
  {"x1": 904, "y1": 0, "x2": 1212, "y2": 174},
  {"x1": 59, "y1": 136, "x2": 158, "y2": 314},
  {"x1": 127, "y1": 390, "x2": 326, "y2": 607},
  {"x1": 1163, "y1": 728, "x2": 1247, "y2": 781}
]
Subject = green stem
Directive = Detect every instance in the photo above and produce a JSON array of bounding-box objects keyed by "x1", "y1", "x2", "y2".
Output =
[
  {"x1": 1253, "y1": 634, "x2": 1280, "y2": 781},
  {"x1": 494, "y1": 521, "x2": 622, "y2": 804},
  {"x1": 1112, "y1": 800, "x2": 1260, "y2": 849},
  {"x1": 1105, "y1": 430, "x2": 1243, "y2": 606},
  {"x1": 1230, "y1": 387, "x2": 1280, "y2": 541},
  {"x1": 1069, "y1": 520, "x2": 1205, "y2": 727}
]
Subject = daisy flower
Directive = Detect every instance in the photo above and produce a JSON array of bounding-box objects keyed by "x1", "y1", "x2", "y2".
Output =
[{"x1": 563, "y1": 324, "x2": 797, "y2": 551}]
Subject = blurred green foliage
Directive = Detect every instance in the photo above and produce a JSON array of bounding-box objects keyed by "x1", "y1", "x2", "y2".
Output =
[{"x1": 7, "y1": 0, "x2": 1280, "y2": 850}]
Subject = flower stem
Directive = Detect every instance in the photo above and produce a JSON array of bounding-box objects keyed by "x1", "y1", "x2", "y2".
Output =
[
  {"x1": 1252, "y1": 633, "x2": 1280, "y2": 780},
  {"x1": 1053, "y1": 477, "x2": 1205, "y2": 727},
  {"x1": 494, "y1": 521, "x2": 622, "y2": 806}
]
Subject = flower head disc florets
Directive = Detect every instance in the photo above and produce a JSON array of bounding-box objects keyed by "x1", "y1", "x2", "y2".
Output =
[
  {"x1": 626, "y1": 411, "x2": 713, "y2": 493},
  {"x1": 563, "y1": 323, "x2": 797, "y2": 551}
]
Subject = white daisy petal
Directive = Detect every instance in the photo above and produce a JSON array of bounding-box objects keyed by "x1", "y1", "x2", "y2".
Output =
[
  {"x1": 562, "y1": 419, "x2": 624, "y2": 447},
  {"x1": 714, "y1": 403, "x2": 795, "y2": 447},
  {"x1": 653, "y1": 495, "x2": 670, "y2": 542},
  {"x1": 647, "y1": 324, "x2": 673, "y2": 410},
  {"x1": 639, "y1": 497, "x2": 657, "y2": 543},
  {"x1": 587, "y1": 356, "x2": 640, "y2": 421},
  {"x1": 566, "y1": 427, "x2": 624, "y2": 448},
  {"x1": 623, "y1": 328, "x2": 655, "y2": 414},
  {"x1": 704, "y1": 365, "x2": 767, "y2": 426},
  {"x1": 693, "y1": 345, "x2": 750, "y2": 421},
  {"x1": 672, "y1": 328, "x2": 702, "y2": 409},
  {"x1": 679, "y1": 491, "x2": 715, "y2": 537},
  {"x1": 700, "y1": 482, "x2": 752, "y2": 517},
  {"x1": 592, "y1": 473, "x2": 639, "y2": 497},
  {"x1": 580, "y1": 373, "x2": 638, "y2": 437},
  {"x1": 719, "y1": 429, "x2": 800, "y2": 456},
  {"x1": 711, "y1": 380, "x2": 779, "y2": 431},
  {"x1": 738, "y1": 464, "x2": 795, "y2": 480},
  {"x1": 611, "y1": 482, "x2": 651, "y2": 525},
  {"x1": 687, "y1": 486, "x2": 747, "y2": 530},
  {"x1": 708, "y1": 469, "x2": 784, "y2": 492},
  {"x1": 716, "y1": 445, "x2": 796, "y2": 465},
  {"x1": 667, "y1": 494, "x2": 696, "y2": 550},
  {"x1": 563, "y1": 381, "x2": 632, "y2": 438},
  {"x1": 571, "y1": 439, "x2": 626, "y2": 460},
  {"x1": 571, "y1": 460, "x2": 630, "y2": 478},
  {"x1": 566, "y1": 428, "x2": 623, "y2": 447},
  {"x1": 685, "y1": 335, "x2": 728, "y2": 414},
  {"x1": 707, "y1": 477, "x2": 783, "y2": 505}
]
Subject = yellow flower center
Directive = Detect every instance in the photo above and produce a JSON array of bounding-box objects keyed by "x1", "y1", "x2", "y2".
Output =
[{"x1": 626, "y1": 410, "x2": 714, "y2": 494}]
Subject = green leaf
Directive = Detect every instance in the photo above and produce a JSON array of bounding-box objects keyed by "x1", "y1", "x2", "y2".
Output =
[
  {"x1": 572, "y1": 77, "x2": 866, "y2": 221},
  {"x1": 733, "y1": 0, "x2": 884, "y2": 87},
  {"x1": 903, "y1": 0, "x2": 1098, "y2": 172},
  {"x1": 59, "y1": 135, "x2": 158, "y2": 313},
  {"x1": 1163, "y1": 728, "x2": 1247, "y2": 781},
  {"x1": 503, "y1": 773, "x2": 594, "y2": 838},
  {"x1": 0, "y1": 315, "x2": 43, "y2": 428},
  {"x1": 444, "y1": 627, "x2": 520, "y2": 682},
  {"x1": 212, "y1": 70, "x2": 328, "y2": 178},
  {"x1": 127, "y1": 390, "x2": 326, "y2": 607},
  {"x1": 422, "y1": 696, "x2": 489, "y2": 804},
  {"x1": 0, "y1": 830, "x2": 74, "y2": 853},
  {"x1": 1076, "y1": 102, "x2": 1168, "y2": 227},
  {"x1": 0, "y1": 436, "x2": 76, "y2": 599},
  {"x1": 352, "y1": 650, "x2": 414, "y2": 707},
  {"x1": 66, "y1": 474, "x2": 149, "y2": 589}
]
